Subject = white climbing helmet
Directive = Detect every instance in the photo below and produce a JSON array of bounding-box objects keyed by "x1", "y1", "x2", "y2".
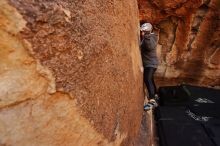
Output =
[{"x1": 140, "y1": 23, "x2": 152, "y2": 32}]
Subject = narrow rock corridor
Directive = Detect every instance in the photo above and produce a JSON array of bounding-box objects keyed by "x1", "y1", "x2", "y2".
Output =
[{"x1": 0, "y1": 0, "x2": 219, "y2": 146}]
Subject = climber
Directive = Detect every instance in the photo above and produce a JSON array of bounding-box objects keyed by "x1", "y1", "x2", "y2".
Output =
[{"x1": 140, "y1": 23, "x2": 159, "y2": 111}]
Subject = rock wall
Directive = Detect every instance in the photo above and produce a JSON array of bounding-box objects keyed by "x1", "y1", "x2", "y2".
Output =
[
  {"x1": 0, "y1": 0, "x2": 143, "y2": 146},
  {"x1": 138, "y1": 0, "x2": 220, "y2": 87}
]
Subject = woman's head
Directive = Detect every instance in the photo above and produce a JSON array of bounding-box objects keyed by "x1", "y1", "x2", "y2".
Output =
[{"x1": 140, "y1": 23, "x2": 152, "y2": 34}]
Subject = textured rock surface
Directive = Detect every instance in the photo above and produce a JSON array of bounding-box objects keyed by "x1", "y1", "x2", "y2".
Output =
[
  {"x1": 0, "y1": 0, "x2": 143, "y2": 145},
  {"x1": 138, "y1": 0, "x2": 220, "y2": 87}
]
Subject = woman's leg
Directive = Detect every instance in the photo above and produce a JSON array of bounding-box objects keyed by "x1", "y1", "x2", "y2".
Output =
[
  {"x1": 152, "y1": 75, "x2": 157, "y2": 94},
  {"x1": 144, "y1": 67, "x2": 157, "y2": 99}
]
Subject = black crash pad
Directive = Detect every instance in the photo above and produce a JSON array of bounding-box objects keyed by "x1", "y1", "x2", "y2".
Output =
[
  {"x1": 158, "y1": 120, "x2": 214, "y2": 146},
  {"x1": 156, "y1": 84, "x2": 220, "y2": 146}
]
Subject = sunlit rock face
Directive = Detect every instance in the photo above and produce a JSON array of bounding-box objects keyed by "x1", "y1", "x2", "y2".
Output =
[
  {"x1": 138, "y1": 0, "x2": 220, "y2": 87},
  {"x1": 0, "y1": 0, "x2": 143, "y2": 145}
]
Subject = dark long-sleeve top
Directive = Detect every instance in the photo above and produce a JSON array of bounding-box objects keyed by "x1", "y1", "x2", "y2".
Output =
[{"x1": 140, "y1": 33, "x2": 159, "y2": 68}]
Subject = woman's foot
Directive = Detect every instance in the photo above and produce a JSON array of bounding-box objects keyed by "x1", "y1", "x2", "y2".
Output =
[{"x1": 144, "y1": 99, "x2": 158, "y2": 111}]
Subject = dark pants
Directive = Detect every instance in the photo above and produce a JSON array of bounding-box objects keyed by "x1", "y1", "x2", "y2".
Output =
[{"x1": 144, "y1": 67, "x2": 157, "y2": 99}]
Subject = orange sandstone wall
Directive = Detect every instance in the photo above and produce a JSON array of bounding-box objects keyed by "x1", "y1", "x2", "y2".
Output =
[
  {"x1": 0, "y1": 0, "x2": 143, "y2": 145},
  {"x1": 138, "y1": 0, "x2": 220, "y2": 87}
]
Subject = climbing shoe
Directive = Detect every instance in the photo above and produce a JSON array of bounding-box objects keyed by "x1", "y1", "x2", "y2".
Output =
[{"x1": 144, "y1": 99, "x2": 158, "y2": 111}]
